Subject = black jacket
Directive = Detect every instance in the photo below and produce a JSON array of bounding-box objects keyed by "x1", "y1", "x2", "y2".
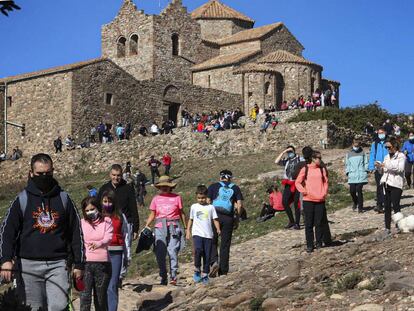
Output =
[
  {"x1": 0, "y1": 179, "x2": 85, "y2": 269},
  {"x1": 98, "y1": 180, "x2": 139, "y2": 233}
]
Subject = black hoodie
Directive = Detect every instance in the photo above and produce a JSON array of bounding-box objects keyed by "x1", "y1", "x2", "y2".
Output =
[
  {"x1": 98, "y1": 179, "x2": 139, "y2": 233},
  {"x1": 0, "y1": 179, "x2": 85, "y2": 269}
]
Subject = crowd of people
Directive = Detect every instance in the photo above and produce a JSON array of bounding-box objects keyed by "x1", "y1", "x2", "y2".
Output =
[{"x1": 1, "y1": 114, "x2": 414, "y2": 310}]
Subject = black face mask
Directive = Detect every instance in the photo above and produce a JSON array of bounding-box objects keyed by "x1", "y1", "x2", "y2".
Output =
[{"x1": 31, "y1": 175, "x2": 57, "y2": 193}]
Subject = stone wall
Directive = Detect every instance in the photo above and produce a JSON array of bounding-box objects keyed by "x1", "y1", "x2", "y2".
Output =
[
  {"x1": 193, "y1": 66, "x2": 243, "y2": 95},
  {"x1": 101, "y1": 1, "x2": 155, "y2": 80},
  {"x1": 261, "y1": 26, "x2": 304, "y2": 57},
  {"x1": 152, "y1": 1, "x2": 203, "y2": 83},
  {"x1": 0, "y1": 120, "x2": 329, "y2": 186},
  {"x1": 4, "y1": 72, "x2": 73, "y2": 155},
  {"x1": 0, "y1": 90, "x2": 4, "y2": 152}
]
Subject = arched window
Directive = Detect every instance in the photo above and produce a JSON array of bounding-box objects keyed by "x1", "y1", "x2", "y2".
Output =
[
  {"x1": 172, "y1": 34, "x2": 180, "y2": 56},
  {"x1": 117, "y1": 36, "x2": 126, "y2": 58},
  {"x1": 265, "y1": 82, "x2": 271, "y2": 95},
  {"x1": 130, "y1": 34, "x2": 138, "y2": 56}
]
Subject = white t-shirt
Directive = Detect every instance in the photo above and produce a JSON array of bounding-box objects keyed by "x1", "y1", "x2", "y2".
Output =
[{"x1": 189, "y1": 203, "x2": 218, "y2": 239}]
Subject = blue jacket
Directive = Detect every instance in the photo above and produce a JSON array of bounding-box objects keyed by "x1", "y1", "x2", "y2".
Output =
[
  {"x1": 346, "y1": 148, "x2": 369, "y2": 184},
  {"x1": 368, "y1": 140, "x2": 388, "y2": 171},
  {"x1": 402, "y1": 141, "x2": 414, "y2": 163}
]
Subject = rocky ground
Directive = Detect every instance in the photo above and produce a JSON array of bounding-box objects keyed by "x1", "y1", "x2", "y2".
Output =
[{"x1": 71, "y1": 188, "x2": 414, "y2": 311}]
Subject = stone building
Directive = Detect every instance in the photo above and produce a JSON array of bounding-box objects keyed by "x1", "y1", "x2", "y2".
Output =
[{"x1": 0, "y1": 0, "x2": 339, "y2": 153}]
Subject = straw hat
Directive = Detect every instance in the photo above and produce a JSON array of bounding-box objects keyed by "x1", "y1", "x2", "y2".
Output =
[{"x1": 155, "y1": 176, "x2": 177, "y2": 188}]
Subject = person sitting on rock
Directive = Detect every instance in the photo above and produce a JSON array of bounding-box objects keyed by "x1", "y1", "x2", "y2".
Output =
[{"x1": 257, "y1": 185, "x2": 284, "y2": 223}]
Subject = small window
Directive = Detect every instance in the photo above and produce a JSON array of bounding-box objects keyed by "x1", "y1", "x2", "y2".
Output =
[
  {"x1": 265, "y1": 82, "x2": 271, "y2": 95},
  {"x1": 208, "y1": 75, "x2": 211, "y2": 88},
  {"x1": 248, "y1": 92, "x2": 253, "y2": 97},
  {"x1": 117, "y1": 36, "x2": 127, "y2": 58},
  {"x1": 130, "y1": 34, "x2": 138, "y2": 56},
  {"x1": 172, "y1": 34, "x2": 180, "y2": 56},
  {"x1": 7, "y1": 96, "x2": 12, "y2": 107},
  {"x1": 105, "y1": 93, "x2": 113, "y2": 105}
]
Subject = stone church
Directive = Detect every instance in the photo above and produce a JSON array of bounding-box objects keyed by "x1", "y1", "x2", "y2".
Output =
[{"x1": 0, "y1": 0, "x2": 339, "y2": 153}]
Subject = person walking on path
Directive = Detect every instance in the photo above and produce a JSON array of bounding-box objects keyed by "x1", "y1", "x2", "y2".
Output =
[
  {"x1": 134, "y1": 168, "x2": 148, "y2": 208},
  {"x1": 148, "y1": 155, "x2": 161, "y2": 185},
  {"x1": 275, "y1": 146, "x2": 303, "y2": 229},
  {"x1": 378, "y1": 137, "x2": 406, "y2": 233},
  {"x1": 101, "y1": 190, "x2": 131, "y2": 311},
  {"x1": 144, "y1": 176, "x2": 187, "y2": 286},
  {"x1": 98, "y1": 164, "x2": 139, "y2": 241},
  {"x1": 162, "y1": 152, "x2": 172, "y2": 176},
  {"x1": 402, "y1": 132, "x2": 414, "y2": 189},
  {"x1": 0, "y1": 153, "x2": 85, "y2": 311},
  {"x1": 295, "y1": 151, "x2": 330, "y2": 253},
  {"x1": 80, "y1": 197, "x2": 113, "y2": 311},
  {"x1": 368, "y1": 127, "x2": 389, "y2": 213},
  {"x1": 186, "y1": 185, "x2": 221, "y2": 285},
  {"x1": 346, "y1": 139, "x2": 369, "y2": 213},
  {"x1": 208, "y1": 170, "x2": 243, "y2": 277},
  {"x1": 53, "y1": 136, "x2": 63, "y2": 153}
]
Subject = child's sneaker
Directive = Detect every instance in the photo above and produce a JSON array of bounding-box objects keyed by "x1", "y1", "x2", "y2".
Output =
[
  {"x1": 193, "y1": 272, "x2": 202, "y2": 283},
  {"x1": 170, "y1": 277, "x2": 177, "y2": 286},
  {"x1": 201, "y1": 275, "x2": 209, "y2": 285}
]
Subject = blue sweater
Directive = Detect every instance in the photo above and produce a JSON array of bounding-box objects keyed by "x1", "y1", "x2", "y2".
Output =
[
  {"x1": 368, "y1": 140, "x2": 388, "y2": 171},
  {"x1": 402, "y1": 141, "x2": 414, "y2": 163}
]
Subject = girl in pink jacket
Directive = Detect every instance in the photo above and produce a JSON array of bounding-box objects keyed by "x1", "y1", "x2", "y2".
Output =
[
  {"x1": 80, "y1": 196, "x2": 113, "y2": 311},
  {"x1": 295, "y1": 151, "x2": 330, "y2": 253}
]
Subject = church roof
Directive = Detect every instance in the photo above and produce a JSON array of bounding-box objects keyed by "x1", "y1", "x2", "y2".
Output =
[
  {"x1": 212, "y1": 22, "x2": 283, "y2": 46},
  {"x1": 191, "y1": 0, "x2": 254, "y2": 23},
  {"x1": 192, "y1": 50, "x2": 261, "y2": 72},
  {"x1": 258, "y1": 50, "x2": 322, "y2": 68},
  {"x1": 0, "y1": 58, "x2": 108, "y2": 83}
]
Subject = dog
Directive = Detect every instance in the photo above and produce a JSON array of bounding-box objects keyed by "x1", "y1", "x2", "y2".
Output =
[{"x1": 392, "y1": 212, "x2": 414, "y2": 233}]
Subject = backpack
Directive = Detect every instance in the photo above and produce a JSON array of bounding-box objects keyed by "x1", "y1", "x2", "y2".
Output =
[
  {"x1": 18, "y1": 190, "x2": 69, "y2": 216},
  {"x1": 303, "y1": 164, "x2": 328, "y2": 184},
  {"x1": 212, "y1": 182, "x2": 235, "y2": 214}
]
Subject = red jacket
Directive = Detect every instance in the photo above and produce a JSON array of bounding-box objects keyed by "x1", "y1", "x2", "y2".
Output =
[{"x1": 162, "y1": 155, "x2": 172, "y2": 166}]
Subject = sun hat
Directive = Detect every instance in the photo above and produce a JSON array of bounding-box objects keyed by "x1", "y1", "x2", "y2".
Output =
[{"x1": 155, "y1": 175, "x2": 177, "y2": 188}]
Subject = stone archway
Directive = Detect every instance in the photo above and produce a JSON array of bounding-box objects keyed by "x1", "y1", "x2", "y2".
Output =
[{"x1": 163, "y1": 85, "x2": 182, "y2": 126}]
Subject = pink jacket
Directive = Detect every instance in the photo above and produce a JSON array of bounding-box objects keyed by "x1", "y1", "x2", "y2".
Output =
[
  {"x1": 295, "y1": 164, "x2": 329, "y2": 202},
  {"x1": 81, "y1": 217, "x2": 113, "y2": 262}
]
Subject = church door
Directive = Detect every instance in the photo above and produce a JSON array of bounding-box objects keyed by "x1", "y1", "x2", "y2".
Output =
[{"x1": 165, "y1": 101, "x2": 180, "y2": 127}]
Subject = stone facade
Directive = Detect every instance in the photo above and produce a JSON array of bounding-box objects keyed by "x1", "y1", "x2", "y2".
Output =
[{"x1": 0, "y1": 0, "x2": 340, "y2": 153}]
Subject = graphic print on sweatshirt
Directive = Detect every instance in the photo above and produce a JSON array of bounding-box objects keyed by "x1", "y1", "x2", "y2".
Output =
[{"x1": 32, "y1": 206, "x2": 60, "y2": 234}]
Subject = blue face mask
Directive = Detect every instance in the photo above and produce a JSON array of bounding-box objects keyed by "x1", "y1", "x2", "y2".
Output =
[
  {"x1": 288, "y1": 152, "x2": 295, "y2": 159},
  {"x1": 378, "y1": 134, "x2": 386, "y2": 140}
]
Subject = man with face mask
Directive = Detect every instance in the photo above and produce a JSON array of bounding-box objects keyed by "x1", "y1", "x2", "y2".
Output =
[
  {"x1": 368, "y1": 127, "x2": 389, "y2": 213},
  {"x1": 346, "y1": 139, "x2": 369, "y2": 212},
  {"x1": 275, "y1": 145, "x2": 304, "y2": 229},
  {"x1": 402, "y1": 132, "x2": 414, "y2": 189},
  {"x1": 0, "y1": 153, "x2": 85, "y2": 311}
]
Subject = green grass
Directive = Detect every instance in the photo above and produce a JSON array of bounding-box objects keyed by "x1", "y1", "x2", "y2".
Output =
[{"x1": 0, "y1": 152, "x2": 371, "y2": 278}]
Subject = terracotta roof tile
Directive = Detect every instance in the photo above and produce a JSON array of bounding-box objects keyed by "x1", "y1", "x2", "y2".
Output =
[
  {"x1": 213, "y1": 22, "x2": 283, "y2": 46},
  {"x1": 192, "y1": 50, "x2": 261, "y2": 71},
  {"x1": 258, "y1": 50, "x2": 322, "y2": 68},
  {"x1": 0, "y1": 58, "x2": 107, "y2": 83},
  {"x1": 191, "y1": 0, "x2": 254, "y2": 23},
  {"x1": 233, "y1": 63, "x2": 278, "y2": 74}
]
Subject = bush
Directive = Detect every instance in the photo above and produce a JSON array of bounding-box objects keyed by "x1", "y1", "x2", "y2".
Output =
[
  {"x1": 288, "y1": 104, "x2": 412, "y2": 136},
  {"x1": 334, "y1": 271, "x2": 364, "y2": 293}
]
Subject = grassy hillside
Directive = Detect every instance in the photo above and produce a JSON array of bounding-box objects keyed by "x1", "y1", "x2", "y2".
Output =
[
  {"x1": 288, "y1": 104, "x2": 412, "y2": 136},
  {"x1": 0, "y1": 151, "x2": 370, "y2": 278}
]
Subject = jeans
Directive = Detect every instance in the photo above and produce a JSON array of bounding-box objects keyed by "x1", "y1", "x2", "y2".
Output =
[
  {"x1": 210, "y1": 212, "x2": 234, "y2": 275},
  {"x1": 405, "y1": 161, "x2": 414, "y2": 187},
  {"x1": 80, "y1": 262, "x2": 112, "y2": 311},
  {"x1": 384, "y1": 185, "x2": 403, "y2": 230},
  {"x1": 154, "y1": 226, "x2": 182, "y2": 280},
  {"x1": 193, "y1": 236, "x2": 213, "y2": 275},
  {"x1": 303, "y1": 201, "x2": 329, "y2": 249},
  {"x1": 151, "y1": 168, "x2": 160, "y2": 184},
  {"x1": 375, "y1": 171, "x2": 385, "y2": 207},
  {"x1": 17, "y1": 258, "x2": 69, "y2": 311},
  {"x1": 349, "y1": 183, "x2": 364, "y2": 211},
  {"x1": 282, "y1": 185, "x2": 301, "y2": 225},
  {"x1": 108, "y1": 251, "x2": 123, "y2": 311}
]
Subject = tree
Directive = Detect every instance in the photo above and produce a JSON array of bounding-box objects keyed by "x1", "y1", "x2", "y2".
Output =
[{"x1": 0, "y1": 0, "x2": 21, "y2": 17}]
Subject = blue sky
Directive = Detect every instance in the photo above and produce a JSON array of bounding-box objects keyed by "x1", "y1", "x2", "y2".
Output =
[{"x1": 0, "y1": 0, "x2": 412, "y2": 114}]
